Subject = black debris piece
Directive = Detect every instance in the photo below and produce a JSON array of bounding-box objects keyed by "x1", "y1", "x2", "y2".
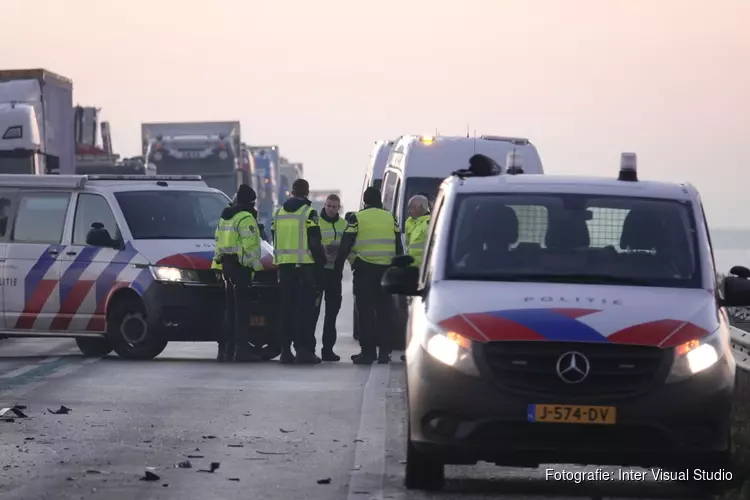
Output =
[
  {"x1": 140, "y1": 471, "x2": 160, "y2": 481},
  {"x1": 279, "y1": 428, "x2": 294, "y2": 433},
  {"x1": 202, "y1": 435, "x2": 218, "y2": 439},
  {"x1": 176, "y1": 461, "x2": 192, "y2": 469},
  {"x1": 142, "y1": 439, "x2": 152, "y2": 443},
  {"x1": 353, "y1": 439, "x2": 363, "y2": 443},
  {"x1": 256, "y1": 451, "x2": 288, "y2": 455},
  {"x1": 317, "y1": 478, "x2": 331, "y2": 484},
  {"x1": 210, "y1": 462, "x2": 220, "y2": 472},
  {"x1": 24, "y1": 437, "x2": 34, "y2": 441},
  {"x1": 162, "y1": 484, "x2": 168, "y2": 487},
  {"x1": 187, "y1": 455, "x2": 204, "y2": 459},
  {"x1": 48, "y1": 406, "x2": 72, "y2": 415},
  {"x1": 228, "y1": 478, "x2": 240, "y2": 482},
  {"x1": 14, "y1": 405, "x2": 27, "y2": 410},
  {"x1": 227, "y1": 444, "x2": 244, "y2": 448},
  {"x1": 242, "y1": 413, "x2": 252, "y2": 417}
]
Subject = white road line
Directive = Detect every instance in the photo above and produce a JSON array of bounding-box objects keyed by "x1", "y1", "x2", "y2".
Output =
[
  {"x1": 347, "y1": 364, "x2": 391, "y2": 500},
  {"x1": 0, "y1": 365, "x2": 39, "y2": 378},
  {"x1": 47, "y1": 363, "x2": 86, "y2": 378},
  {"x1": 0, "y1": 357, "x2": 104, "y2": 400},
  {"x1": 38, "y1": 356, "x2": 62, "y2": 364}
]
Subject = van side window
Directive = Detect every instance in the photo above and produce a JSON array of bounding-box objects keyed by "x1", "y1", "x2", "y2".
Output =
[
  {"x1": 73, "y1": 194, "x2": 121, "y2": 246},
  {"x1": 0, "y1": 191, "x2": 16, "y2": 239},
  {"x1": 421, "y1": 191, "x2": 445, "y2": 284},
  {"x1": 382, "y1": 172, "x2": 398, "y2": 212},
  {"x1": 12, "y1": 193, "x2": 70, "y2": 244}
]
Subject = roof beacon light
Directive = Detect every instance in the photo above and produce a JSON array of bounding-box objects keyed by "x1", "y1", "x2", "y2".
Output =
[
  {"x1": 505, "y1": 150, "x2": 524, "y2": 175},
  {"x1": 419, "y1": 135, "x2": 434, "y2": 144},
  {"x1": 618, "y1": 152, "x2": 638, "y2": 181}
]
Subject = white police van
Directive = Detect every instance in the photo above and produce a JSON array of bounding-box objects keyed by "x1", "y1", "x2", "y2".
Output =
[
  {"x1": 383, "y1": 154, "x2": 745, "y2": 493},
  {"x1": 358, "y1": 139, "x2": 394, "y2": 206},
  {"x1": 0, "y1": 174, "x2": 277, "y2": 360}
]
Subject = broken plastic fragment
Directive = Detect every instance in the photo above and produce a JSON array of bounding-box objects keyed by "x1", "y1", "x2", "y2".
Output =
[
  {"x1": 140, "y1": 471, "x2": 160, "y2": 481},
  {"x1": 317, "y1": 478, "x2": 331, "y2": 484},
  {"x1": 48, "y1": 406, "x2": 72, "y2": 415}
]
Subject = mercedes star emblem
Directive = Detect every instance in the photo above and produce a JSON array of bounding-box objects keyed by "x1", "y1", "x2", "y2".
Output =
[{"x1": 556, "y1": 351, "x2": 590, "y2": 384}]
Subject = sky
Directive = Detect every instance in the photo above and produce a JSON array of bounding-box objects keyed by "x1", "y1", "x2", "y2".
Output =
[{"x1": 2, "y1": 0, "x2": 748, "y2": 223}]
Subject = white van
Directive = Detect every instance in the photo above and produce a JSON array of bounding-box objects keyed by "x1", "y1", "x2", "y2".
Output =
[
  {"x1": 359, "y1": 139, "x2": 394, "y2": 207},
  {"x1": 381, "y1": 135, "x2": 544, "y2": 231},
  {"x1": 0, "y1": 174, "x2": 279, "y2": 360}
]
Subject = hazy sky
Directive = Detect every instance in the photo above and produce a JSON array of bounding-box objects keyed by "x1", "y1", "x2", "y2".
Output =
[{"x1": 2, "y1": 0, "x2": 748, "y2": 223}]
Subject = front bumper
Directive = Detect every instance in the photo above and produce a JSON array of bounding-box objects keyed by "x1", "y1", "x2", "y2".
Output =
[
  {"x1": 406, "y1": 342, "x2": 734, "y2": 468},
  {"x1": 142, "y1": 271, "x2": 280, "y2": 342}
]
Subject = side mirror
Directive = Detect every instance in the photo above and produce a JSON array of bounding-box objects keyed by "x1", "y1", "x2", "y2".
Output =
[
  {"x1": 723, "y1": 266, "x2": 750, "y2": 307},
  {"x1": 381, "y1": 265, "x2": 420, "y2": 296}
]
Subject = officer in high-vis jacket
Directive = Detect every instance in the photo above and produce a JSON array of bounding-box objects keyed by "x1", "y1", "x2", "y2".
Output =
[
  {"x1": 335, "y1": 187, "x2": 404, "y2": 364},
  {"x1": 405, "y1": 195, "x2": 431, "y2": 268},
  {"x1": 313, "y1": 193, "x2": 348, "y2": 361},
  {"x1": 271, "y1": 178, "x2": 327, "y2": 365},
  {"x1": 212, "y1": 184, "x2": 264, "y2": 362}
]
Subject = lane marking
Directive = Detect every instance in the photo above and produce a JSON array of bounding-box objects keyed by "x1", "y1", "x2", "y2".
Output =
[
  {"x1": 38, "y1": 356, "x2": 62, "y2": 364},
  {"x1": 0, "y1": 365, "x2": 40, "y2": 378},
  {"x1": 0, "y1": 356, "x2": 104, "y2": 400},
  {"x1": 347, "y1": 364, "x2": 391, "y2": 500}
]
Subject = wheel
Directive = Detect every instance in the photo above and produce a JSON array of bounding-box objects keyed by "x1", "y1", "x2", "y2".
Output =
[
  {"x1": 106, "y1": 298, "x2": 168, "y2": 360},
  {"x1": 404, "y1": 424, "x2": 445, "y2": 491},
  {"x1": 75, "y1": 337, "x2": 113, "y2": 357}
]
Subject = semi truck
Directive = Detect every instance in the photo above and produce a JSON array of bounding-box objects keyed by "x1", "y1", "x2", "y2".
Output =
[
  {"x1": 142, "y1": 121, "x2": 244, "y2": 198},
  {"x1": 249, "y1": 146, "x2": 280, "y2": 231},
  {"x1": 278, "y1": 158, "x2": 303, "y2": 203},
  {"x1": 0, "y1": 69, "x2": 74, "y2": 175}
]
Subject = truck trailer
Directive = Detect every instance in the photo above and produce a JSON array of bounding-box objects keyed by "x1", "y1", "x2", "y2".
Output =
[{"x1": 0, "y1": 69, "x2": 74, "y2": 175}]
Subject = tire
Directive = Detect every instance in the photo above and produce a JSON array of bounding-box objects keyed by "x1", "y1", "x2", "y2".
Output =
[
  {"x1": 75, "y1": 337, "x2": 113, "y2": 357},
  {"x1": 106, "y1": 298, "x2": 168, "y2": 360},
  {"x1": 404, "y1": 423, "x2": 445, "y2": 491}
]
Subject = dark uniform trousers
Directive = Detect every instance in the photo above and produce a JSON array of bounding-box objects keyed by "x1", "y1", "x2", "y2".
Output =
[
  {"x1": 352, "y1": 259, "x2": 393, "y2": 357},
  {"x1": 312, "y1": 269, "x2": 343, "y2": 351},
  {"x1": 279, "y1": 264, "x2": 318, "y2": 354},
  {"x1": 219, "y1": 255, "x2": 253, "y2": 358}
]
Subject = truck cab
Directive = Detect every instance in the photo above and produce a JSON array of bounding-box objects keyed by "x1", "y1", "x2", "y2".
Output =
[{"x1": 0, "y1": 103, "x2": 51, "y2": 175}]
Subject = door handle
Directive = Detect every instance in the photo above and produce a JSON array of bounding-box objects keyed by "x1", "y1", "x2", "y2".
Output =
[
  {"x1": 66, "y1": 251, "x2": 77, "y2": 256},
  {"x1": 48, "y1": 250, "x2": 59, "y2": 256}
]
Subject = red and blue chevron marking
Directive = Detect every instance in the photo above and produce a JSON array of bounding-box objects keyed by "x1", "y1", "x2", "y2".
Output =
[{"x1": 439, "y1": 308, "x2": 710, "y2": 348}]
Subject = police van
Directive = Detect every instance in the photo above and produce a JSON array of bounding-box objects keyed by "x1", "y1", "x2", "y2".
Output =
[
  {"x1": 358, "y1": 139, "x2": 394, "y2": 206},
  {"x1": 0, "y1": 174, "x2": 279, "y2": 360},
  {"x1": 381, "y1": 134, "x2": 544, "y2": 233},
  {"x1": 382, "y1": 154, "x2": 745, "y2": 492}
]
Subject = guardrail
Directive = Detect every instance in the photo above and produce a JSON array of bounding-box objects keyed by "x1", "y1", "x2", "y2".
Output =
[{"x1": 731, "y1": 325, "x2": 750, "y2": 371}]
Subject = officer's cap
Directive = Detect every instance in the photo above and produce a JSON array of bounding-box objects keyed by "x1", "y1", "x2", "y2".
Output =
[{"x1": 236, "y1": 184, "x2": 257, "y2": 205}]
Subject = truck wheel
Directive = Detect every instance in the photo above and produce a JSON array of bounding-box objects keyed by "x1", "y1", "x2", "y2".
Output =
[
  {"x1": 107, "y1": 298, "x2": 168, "y2": 360},
  {"x1": 75, "y1": 337, "x2": 113, "y2": 357},
  {"x1": 404, "y1": 424, "x2": 444, "y2": 491}
]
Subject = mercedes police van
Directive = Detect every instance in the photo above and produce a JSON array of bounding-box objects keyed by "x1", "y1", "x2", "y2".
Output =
[
  {"x1": 0, "y1": 174, "x2": 279, "y2": 360},
  {"x1": 382, "y1": 154, "x2": 746, "y2": 492},
  {"x1": 358, "y1": 139, "x2": 394, "y2": 206}
]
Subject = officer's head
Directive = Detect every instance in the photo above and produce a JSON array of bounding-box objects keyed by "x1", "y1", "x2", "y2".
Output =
[
  {"x1": 408, "y1": 195, "x2": 429, "y2": 218},
  {"x1": 324, "y1": 193, "x2": 341, "y2": 218},
  {"x1": 362, "y1": 187, "x2": 382, "y2": 208},
  {"x1": 292, "y1": 179, "x2": 310, "y2": 198},
  {"x1": 235, "y1": 184, "x2": 257, "y2": 206}
]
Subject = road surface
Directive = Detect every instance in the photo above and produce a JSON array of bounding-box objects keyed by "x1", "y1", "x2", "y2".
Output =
[{"x1": 0, "y1": 278, "x2": 711, "y2": 499}]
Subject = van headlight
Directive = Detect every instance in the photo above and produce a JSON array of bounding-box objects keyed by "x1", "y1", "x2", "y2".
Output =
[
  {"x1": 149, "y1": 266, "x2": 201, "y2": 283},
  {"x1": 665, "y1": 325, "x2": 730, "y2": 383},
  {"x1": 407, "y1": 311, "x2": 480, "y2": 377}
]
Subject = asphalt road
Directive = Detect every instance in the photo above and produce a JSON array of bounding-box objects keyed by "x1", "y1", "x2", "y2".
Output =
[{"x1": 0, "y1": 278, "x2": 715, "y2": 499}]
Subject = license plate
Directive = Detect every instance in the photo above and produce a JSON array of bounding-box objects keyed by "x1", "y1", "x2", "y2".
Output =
[
  {"x1": 182, "y1": 151, "x2": 202, "y2": 159},
  {"x1": 528, "y1": 404, "x2": 616, "y2": 424},
  {"x1": 249, "y1": 316, "x2": 265, "y2": 327}
]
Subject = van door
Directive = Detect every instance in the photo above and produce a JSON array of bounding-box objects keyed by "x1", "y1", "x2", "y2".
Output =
[
  {"x1": 5, "y1": 191, "x2": 72, "y2": 330},
  {"x1": 0, "y1": 189, "x2": 18, "y2": 330},
  {"x1": 55, "y1": 193, "x2": 125, "y2": 332}
]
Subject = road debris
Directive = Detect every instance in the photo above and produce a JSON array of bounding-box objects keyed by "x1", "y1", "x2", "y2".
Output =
[
  {"x1": 227, "y1": 444, "x2": 244, "y2": 448},
  {"x1": 279, "y1": 428, "x2": 294, "y2": 433},
  {"x1": 202, "y1": 435, "x2": 218, "y2": 439},
  {"x1": 140, "y1": 470, "x2": 160, "y2": 481},
  {"x1": 317, "y1": 478, "x2": 331, "y2": 484},
  {"x1": 48, "y1": 405, "x2": 72, "y2": 415},
  {"x1": 176, "y1": 460, "x2": 192, "y2": 469},
  {"x1": 228, "y1": 478, "x2": 240, "y2": 482}
]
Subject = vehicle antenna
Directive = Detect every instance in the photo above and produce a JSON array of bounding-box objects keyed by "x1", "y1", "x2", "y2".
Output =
[{"x1": 466, "y1": 123, "x2": 469, "y2": 138}]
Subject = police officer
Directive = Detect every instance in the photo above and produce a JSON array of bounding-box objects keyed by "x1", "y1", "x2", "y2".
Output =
[
  {"x1": 211, "y1": 184, "x2": 264, "y2": 362},
  {"x1": 271, "y1": 179, "x2": 327, "y2": 365},
  {"x1": 335, "y1": 187, "x2": 404, "y2": 364},
  {"x1": 313, "y1": 193, "x2": 347, "y2": 361},
  {"x1": 405, "y1": 195, "x2": 431, "y2": 268}
]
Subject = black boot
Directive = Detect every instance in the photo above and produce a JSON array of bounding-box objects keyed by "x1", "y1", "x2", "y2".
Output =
[
  {"x1": 280, "y1": 348, "x2": 296, "y2": 364},
  {"x1": 377, "y1": 350, "x2": 391, "y2": 364},
  {"x1": 295, "y1": 351, "x2": 322, "y2": 365},
  {"x1": 321, "y1": 349, "x2": 340, "y2": 362},
  {"x1": 352, "y1": 351, "x2": 375, "y2": 365}
]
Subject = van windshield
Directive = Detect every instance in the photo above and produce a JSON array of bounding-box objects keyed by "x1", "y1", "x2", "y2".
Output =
[
  {"x1": 446, "y1": 193, "x2": 701, "y2": 289},
  {"x1": 115, "y1": 190, "x2": 229, "y2": 240}
]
